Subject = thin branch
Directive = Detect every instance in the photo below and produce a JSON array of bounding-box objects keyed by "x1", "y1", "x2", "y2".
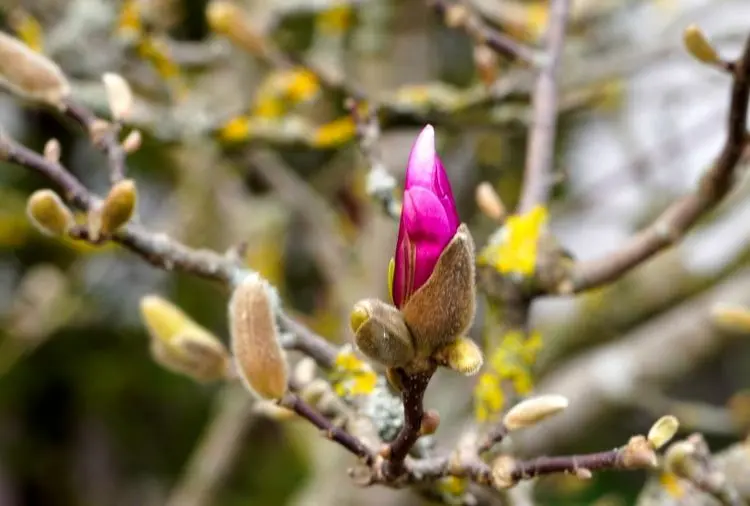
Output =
[
  {"x1": 570, "y1": 34, "x2": 750, "y2": 292},
  {"x1": 280, "y1": 393, "x2": 375, "y2": 465},
  {"x1": 428, "y1": 0, "x2": 537, "y2": 65},
  {"x1": 517, "y1": 0, "x2": 571, "y2": 212}
]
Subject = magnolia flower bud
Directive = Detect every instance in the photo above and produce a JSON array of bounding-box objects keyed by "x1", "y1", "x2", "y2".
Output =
[
  {"x1": 99, "y1": 179, "x2": 137, "y2": 235},
  {"x1": 0, "y1": 31, "x2": 70, "y2": 107},
  {"x1": 352, "y1": 298, "x2": 415, "y2": 368},
  {"x1": 647, "y1": 415, "x2": 680, "y2": 450},
  {"x1": 432, "y1": 336, "x2": 483, "y2": 375},
  {"x1": 229, "y1": 273, "x2": 288, "y2": 400},
  {"x1": 683, "y1": 25, "x2": 720, "y2": 65},
  {"x1": 102, "y1": 73, "x2": 133, "y2": 121},
  {"x1": 43, "y1": 138, "x2": 61, "y2": 163},
  {"x1": 140, "y1": 295, "x2": 230, "y2": 381},
  {"x1": 503, "y1": 394, "x2": 569, "y2": 431},
  {"x1": 26, "y1": 189, "x2": 75, "y2": 236}
]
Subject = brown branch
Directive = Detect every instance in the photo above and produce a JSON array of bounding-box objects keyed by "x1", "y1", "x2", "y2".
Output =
[
  {"x1": 517, "y1": 0, "x2": 571, "y2": 213},
  {"x1": 570, "y1": 33, "x2": 750, "y2": 292},
  {"x1": 280, "y1": 392, "x2": 375, "y2": 465},
  {"x1": 428, "y1": 0, "x2": 537, "y2": 65}
]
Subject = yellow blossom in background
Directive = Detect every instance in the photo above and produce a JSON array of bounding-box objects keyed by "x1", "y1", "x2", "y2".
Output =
[
  {"x1": 117, "y1": 0, "x2": 143, "y2": 39},
  {"x1": 330, "y1": 346, "x2": 377, "y2": 397},
  {"x1": 316, "y1": 4, "x2": 353, "y2": 35},
  {"x1": 659, "y1": 472, "x2": 685, "y2": 498},
  {"x1": 252, "y1": 69, "x2": 320, "y2": 119},
  {"x1": 474, "y1": 372, "x2": 504, "y2": 422},
  {"x1": 218, "y1": 115, "x2": 252, "y2": 142},
  {"x1": 312, "y1": 117, "x2": 356, "y2": 148},
  {"x1": 478, "y1": 205, "x2": 548, "y2": 277},
  {"x1": 473, "y1": 329, "x2": 543, "y2": 422},
  {"x1": 9, "y1": 9, "x2": 44, "y2": 52}
]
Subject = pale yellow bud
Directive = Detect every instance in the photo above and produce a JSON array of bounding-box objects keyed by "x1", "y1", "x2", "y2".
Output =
[
  {"x1": 122, "y1": 130, "x2": 142, "y2": 153},
  {"x1": 100, "y1": 179, "x2": 137, "y2": 235},
  {"x1": 647, "y1": 415, "x2": 680, "y2": 450},
  {"x1": 43, "y1": 138, "x2": 60, "y2": 163},
  {"x1": 26, "y1": 189, "x2": 74, "y2": 236},
  {"x1": 503, "y1": 394, "x2": 569, "y2": 431},
  {"x1": 432, "y1": 337, "x2": 484, "y2": 375},
  {"x1": 711, "y1": 303, "x2": 750, "y2": 333},
  {"x1": 683, "y1": 25, "x2": 720, "y2": 65},
  {"x1": 0, "y1": 31, "x2": 70, "y2": 107},
  {"x1": 102, "y1": 72, "x2": 133, "y2": 121},
  {"x1": 292, "y1": 357, "x2": 317, "y2": 386},
  {"x1": 490, "y1": 456, "x2": 517, "y2": 489},
  {"x1": 140, "y1": 295, "x2": 230, "y2": 382},
  {"x1": 475, "y1": 182, "x2": 505, "y2": 222},
  {"x1": 229, "y1": 273, "x2": 288, "y2": 400}
]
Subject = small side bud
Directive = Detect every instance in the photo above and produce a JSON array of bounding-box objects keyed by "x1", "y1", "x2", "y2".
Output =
[
  {"x1": 664, "y1": 441, "x2": 697, "y2": 477},
  {"x1": 351, "y1": 298, "x2": 415, "y2": 368},
  {"x1": 122, "y1": 129, "x2": 142, "y2": 153},
  {"x1": 444, "y1": 4, "x2": 469, "y2": 28},
  {"x1": 43, "y1": 138, "x2": 60, "y2": 163},
  {"x1": 473, "y1": 44, "x2": 499, "y2": 87},
  {"x1": 711, "y1": 303, "x2": 750, "y2": 333},
  {"x1": 683, "y1": 25, "x2": 720, "y2": 65},
  {"x1": 229, "y1": 273, "x2": 288, "y2": 400},
  {"x1": 26, "y1": 189, "x2": 74, "y2": 236},
  {"x1": 141, "y1": 295, "x2": 230, "y2": 382},
  {"x1": 432, "y1": 337, "x2": 484, "y2": 375},
  {"x1": 475, "y1": 182, "x2": 505, "y2": 222},
  {"x1": 503, "y1": 394, "x2": 569, "y2": 431},
  {"x1": 419, "y1": 409, "x2": 440, "y2": 436},
  {"x1": 490, "y1": 456, "x2": 518, "y2": 489},
  {"x1": 293, "y1": 357, "x2": 317, "y2": 386},
  {"x1": 648, "y1": 415, "x2": 680, "y2": 450},
  {"x1": 102, "y1": 72, "x2": 133, "y2": 121},
  {"x1": 621, "y1": 435, "x2": 658, "y2": 469},
  {"x1": 0, "y1": 31, "x2": 70, "y2": 107},
  {"x1": 100, "y1": 179, "x2": 137, "y2": 235}
]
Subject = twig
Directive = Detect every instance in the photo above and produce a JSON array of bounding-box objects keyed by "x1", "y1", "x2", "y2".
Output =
[
  {"x1": 277, "y1": 312, "x2": 338, "y2": 370},
  {"x1": 570, "y1": 34, "x2": 750, "y2": 292},
  {"x1": 347, "y1": 99, "x2": 400, "y2": 220},
  {"x1": 477, "y1": 423, "x2": 508, "y2": 455},
  {"x1": 280, "y1": 392, "x2": 375, "y2": 465},
  {"x1": 517, "y1": 0, "x2": 571, "y2": 213},
  {"x1": 165, "y1": 388, "x2": 256, "y2": 506},
  {"x1": 428, "y1": 0, "x2": 537, "y2": 65}
]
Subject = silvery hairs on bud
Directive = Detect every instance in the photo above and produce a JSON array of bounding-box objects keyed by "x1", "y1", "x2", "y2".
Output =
[
  {"x1": 352, "y1": 298, "x2": 415, "y2": 368},
  {"x1": 0, "y1": 31, "x2": 70, "y2": 107},
  {"x1": 400, "y1": 224, "x2": 476, "y2": 356},
  {"x1": 229, "y1": 272, "x2": 288, "y2": 400}
]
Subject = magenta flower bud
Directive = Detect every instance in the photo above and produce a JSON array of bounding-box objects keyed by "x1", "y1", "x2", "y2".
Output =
[{"x1": 392, "y1": 125, "x2": 460, "y2": 309}]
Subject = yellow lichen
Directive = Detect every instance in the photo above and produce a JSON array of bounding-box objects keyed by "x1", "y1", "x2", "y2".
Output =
[
  {"x1": 252, "y1": 68, "x2": 320, "y2": 119},
  {"x1": 474, "y1": 372, "x2": 504, "y2": 422},
  {"x1": 478, "y1": 205, "x2": 548, "y2": 277},
  {"x1": 659, "y1": 472, "x2": 685, "y2": 498},
  {"x1": 218, "y1": 115, "x2": 252, "y2": 142},
  {"x1": 117, "y1": 0, "x2": 143, "y2": 39},
  {"x1": 438, "y1": 476, "x2": 467, "y2": 497},
  {"x1": 312, "y1": 117, "x2": 356, "y2": 148},
  {"x1": 9, "y1": 9, "x2": 44, "y2": 53},
  {"x1": 330, "y1": 347, "x2": 378, "y2": 397},
  {"x1": 316, "y1": 5, "x2": 353, "y2": 35}
]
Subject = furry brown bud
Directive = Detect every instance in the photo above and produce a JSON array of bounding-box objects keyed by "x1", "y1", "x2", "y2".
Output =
[
  {"x1": 401, "y1": 224, "x2": 476, "y2": 356},
  {"x1": 352, "y1": 298, "x2": 415, "y2": 368},
  {"x1": 0, "y1": 31, "x2": 70, "y2": 107},
  {"x1": 432, "y1": 337, "x2": 483, "y2": 375},
  {"x1": 26, "y1": 189, "x2": 74, "y2": 236},
  {"x1": 229, "y1": 273, "x2": 288, "y2": 400}
]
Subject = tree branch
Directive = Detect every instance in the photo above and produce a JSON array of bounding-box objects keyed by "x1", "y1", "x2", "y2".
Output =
[{"x1": 517, "y1": 0, "x2": 571, "y2": 212}]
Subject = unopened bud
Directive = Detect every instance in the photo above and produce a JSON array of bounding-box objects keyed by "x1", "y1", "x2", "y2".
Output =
[
  {"x1": 141, "y1": 295, "x2": 230, "y2": 381},
  {"x1": 683, "y1": 25, "x2": 720, "y2": 65},
  {"x1": 419, "y1": 409, "x2": 440, "y2": 436},
  {"x1": 89, "y1": 119, "x2": 111, "y2": 144},
  {"x1": 0, "y1": 31, "x2": 70, "y2": 107},
  {"x1": 206, "y1": 1, "x2": 265, "y2": 54},
  {"x1": 26, "y1": 189, "x2": 74, "y2": 236},
  {"x1": 299, "y1": 378, "x2": 331, "y2": 407},
  {"x1": 102, "y1": 72, "x2": 133, "y2": 121},
  {"x1": 475, "y1": 182, "x2": 505, "y2": 222},
  {"x1": 43, "y1": 138, "x2": 60, "y2": 163},
  {"x1": 711, "y1": 303, "x2": 750, "y2": 333},
  {"x1": 100, "y1": 179, "x2": 136, "y2": 235},
  {"x1": 503, "y1": 394, "x2": 569, "y2": 431},
  {"x1": 292, "y1": 357, "x2": 317, "y2": 386},
  {"x1": 229, "y1": 273, "x2": 288, "y2": 400},
  {"x1": 621, "y1": 435, "x2": 658, "y2": 469},
  {"x1": 648, "y1": 415, "x2": 680, "y2": 450},
  {"x1": 122, "y1": 129, "x2": 142, "y2": 153},
  {"x1": 433, "y1": 336, "x2": 483, "y2": 375},
  {"x1": 474, "y1": 44, "x2": 499, "y2": 87},
  {"x1": 490, "y1": 456, "x2": 517, "y2": 489}
]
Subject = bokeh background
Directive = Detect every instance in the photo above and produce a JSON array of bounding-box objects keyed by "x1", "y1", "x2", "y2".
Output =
[{"x1": 1, "y1": 0, "x2": 750, "y2": 505}]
